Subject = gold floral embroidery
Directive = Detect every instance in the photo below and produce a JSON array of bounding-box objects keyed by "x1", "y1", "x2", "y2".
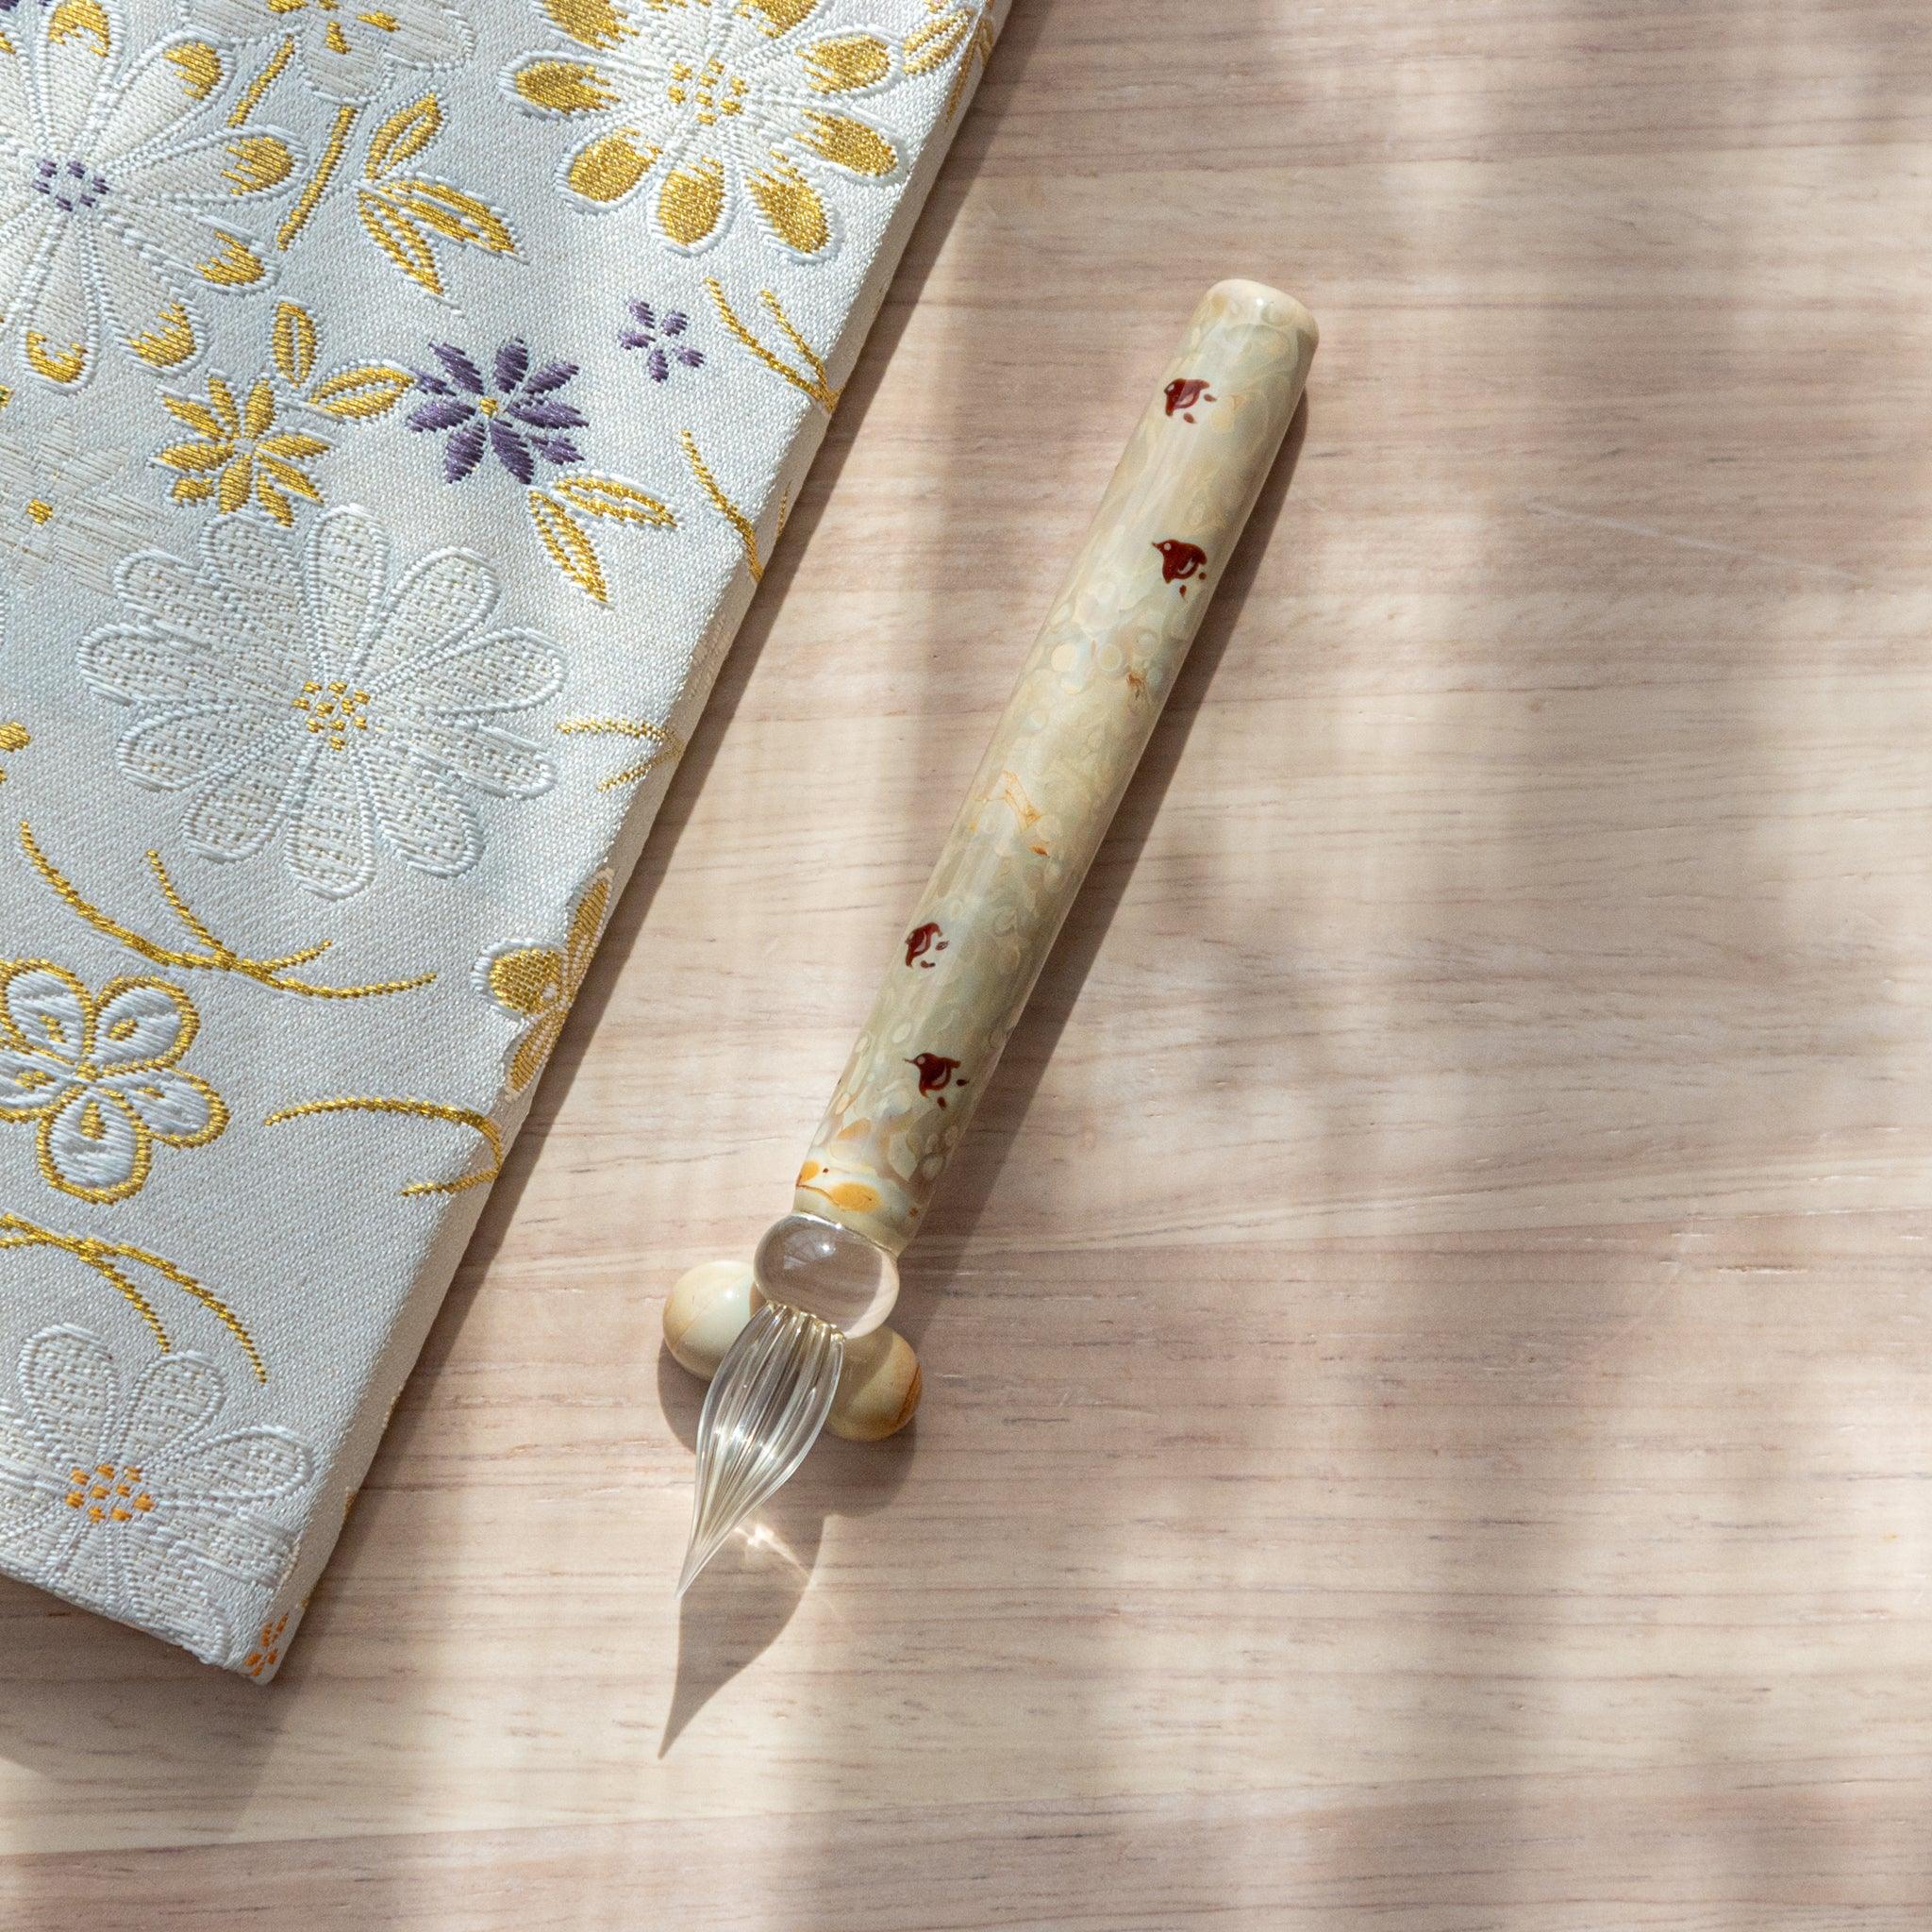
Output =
[
  {"x1": 0, "y1": 961, "x2": 226, "y2": 1206},
  {"x1": 503, "y1": 0, "x2": 906, "y2": 262},
  {"x1": 355, "y1": 95, "x2": 517, "y2": 297},
  {"x1": 151, "y1": 301, "x2": 408, "y2": 525},
  {"x1": 556, "y1": 716, "x2": 683, "y2": 793},
  {"x1": 475, "y1": 869, "x2": 612, "y2": 1095},
  {"x1": 263, "y1": 1095, "x2": 503, "y2": 1198},
  {"x1": 905, "y1": 0, "x2": 996, "y2": 120},
  {"x1": 702, "y1": 277, "x2": 840, "y2": 413},
  {"x1": 0, "y1": 1214, "x2": 264, "y2": 1382},
  {"x1": 679, "y1": 428, "x2": 768, "y2": 579},
  {"x1": 156, "y1": 373, "x2": 328, "y2": 526},
  {"x1": 0, "y1": 723, "x2": 28, "y2": 784},
  {"x1": 21, "y1": 823, "x2": 437, "y2": 1001}
]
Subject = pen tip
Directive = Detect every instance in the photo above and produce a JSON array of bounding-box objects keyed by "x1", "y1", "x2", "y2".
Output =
[{"x1": 676, "y1": 1301, "x2": 842, "y2": 1595}]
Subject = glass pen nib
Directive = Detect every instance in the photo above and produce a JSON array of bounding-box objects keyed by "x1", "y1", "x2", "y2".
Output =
[{"x1": 677, "y1": 1300, "x2": 843, "y2": 1595}]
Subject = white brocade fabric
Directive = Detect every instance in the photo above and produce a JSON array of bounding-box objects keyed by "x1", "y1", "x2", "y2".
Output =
[{"x1": 0, "y1": 0, "x2": 998, "y2": 1675}]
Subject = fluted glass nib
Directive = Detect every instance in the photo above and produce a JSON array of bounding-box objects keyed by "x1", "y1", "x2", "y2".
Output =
[{"x1": 678, "y1": 1301, "x2": 843, "y2": 1594}]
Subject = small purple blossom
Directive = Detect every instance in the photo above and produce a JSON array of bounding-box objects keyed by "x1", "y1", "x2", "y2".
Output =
[
  {"x1": 407, "y1": 340, "x2": 587, "y2": 486},
  {"x1": 620, "y1": 301, "x2": 704, "y2": 384}
]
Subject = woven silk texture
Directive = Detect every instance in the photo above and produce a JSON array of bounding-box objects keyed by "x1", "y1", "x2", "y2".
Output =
[{"x1": 0, "y1": 0, "x2": 999, "y2": 1678}]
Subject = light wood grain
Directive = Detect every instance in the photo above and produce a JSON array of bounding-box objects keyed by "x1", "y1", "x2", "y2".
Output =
[{"x1": 4, "y1": 1, "x2": 1931, "y2": 1925}]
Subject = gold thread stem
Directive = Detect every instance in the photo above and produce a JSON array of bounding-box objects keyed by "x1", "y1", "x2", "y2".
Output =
[
  {"x1": 598, "y1": 759, "x2": 666, "y2": 792},
  {"x1": 703, "y1": 277, "x2": 840, "y2": 414},
  {"x1": 22, "y1": 823, "x2": 435, "y2": 999},
  {"x1": 557, "y1": 718, "x2": 684, "y2": 792},
  {"x1": 277, "y1": 101, "x2": 358, "y2": 251},
  {"x1": 679, "y1": 429, "x2": 763, "y2": 580},
  {"x1": 263, "y1": 1097, "x2": 504, "y2": 1198},
  {"x1": 113, "y1": 1241, "x2": 266, "y2": 1384},
  {"x1": 0, "y1": 1215, "x2": 268, "y2": 1379},
  {"x1": 0, "y1": 1222, "x2": 171, "y2": 1357},
  {"x1": 228, "y1": 36, "x2": 293, "y2": 128},
  {"x1": 145, "y1": 849, "x2": 226, "y2": 954},
  {"x1": 760, "y1": 290, "x2": 833, "y2": 398}
]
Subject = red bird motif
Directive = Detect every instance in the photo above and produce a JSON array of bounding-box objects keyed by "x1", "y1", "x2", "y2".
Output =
[
  {"x1": 904, "y1": 921, "x2": 948, "y2": 968},
  {"x1": 907, "y1": 1052, "x2": 966, "y2": 1107},
  {"x1": 1162, "y1": 377, "x2": 1215, "y2": 423},
  {"x1": 1153, "y1": 538, "x2": 1208, "y2": 595}
]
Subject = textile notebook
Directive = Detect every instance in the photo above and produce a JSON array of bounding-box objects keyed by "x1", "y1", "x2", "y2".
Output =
[{"x1": 0, "y1": 0, "x2": 999, "y2": 1676}]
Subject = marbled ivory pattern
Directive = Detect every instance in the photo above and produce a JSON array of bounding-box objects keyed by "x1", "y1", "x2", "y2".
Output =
[{"x1": 794, "y1": 279, "x2": 1318, "y2": 1256}]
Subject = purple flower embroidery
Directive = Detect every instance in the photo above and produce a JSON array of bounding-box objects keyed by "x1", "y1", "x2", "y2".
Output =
[
  {"x1": 407, "y1": 341, "x2": 587, "y2": 486},
  {"x1": 620, "y1": 301, "x2": 704, "y2": 384}
]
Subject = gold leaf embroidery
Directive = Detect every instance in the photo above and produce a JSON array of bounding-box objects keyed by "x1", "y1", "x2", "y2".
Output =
[
  {"x1": 354, "y1": 192, "x2": 442, "y2": 291},
  {"x1": 198, "y1": 233, "x2": 268, "y2": 289},
  {"x1": 0, "y1": 723, "x2": 28, "y2": 785},
  {"x1": 20, "y1": 823, "x2": 437, "y2": 1002},
  {"x1": 263, "y1": 1096, "x2": 504, "y2": 1199},
  {"x1": 126, "y1": 305, "x2": 197, "y2": 371},
  {"x1": 511, "y1": 57, "x2": 616, "y2": 113},
  {"x1": 224, "y1": 134, "x2": 296, "y2": 196},
  {"x1": 743, "y1": 0, "x2": 816, "y2": 33},
  {"x1": 308, "y1": 362, "x2": 416, "y2": 420},
  {"x1": 906, "y1": 0, "x2": 996, "y2": 120},
  {"x1": 45, "y1": 1, "x2": 110, "y2": 58},
  {"x1": 746, "y1": 160, "x2": 827, "y2": 257},
  {"x1": 658, "y1": 154, "x2": 725, "y2": 247},
  {"x1": 163, "y1": 40, "x2": 224, "y2": 103},
  {"x1": 24, "y1": 333, "x2": 87, "y2": 386},
  {"x1": 377, "y1": 180, "x2": 515, "y2": 251},
  {"x1": 367, "y1": 94, "x2": 441, "y2": 176},
  {"x1": 799, "y1": 109, "x2": 895, "y2": 177},
  {"x1": 541, "y1": 0, "x2": 634, "y2": 50},
  {"x1": 272, "y1": 301, "x2": 318, "y2": 386},
  {"x1": 550, "y1": 473, "x2": 675, "y2": 527},
  {"x1": 526, "y1": 489, "x2": 608, "y2": 604},
  {"x1": 345, "y1": 96, "x2": 519, "y2": 294}
]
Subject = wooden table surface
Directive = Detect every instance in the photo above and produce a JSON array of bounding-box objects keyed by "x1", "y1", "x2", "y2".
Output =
[{"x1": 6, "y1": 2, "x2": 1930, "y2": 1925}]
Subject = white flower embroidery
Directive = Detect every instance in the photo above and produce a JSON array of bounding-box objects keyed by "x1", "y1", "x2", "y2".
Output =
[
  {"x1": 187, "y1": 0, "x2": 474, "y2": 105},
  {"x1": 0, "y1": 415, "x2": 156, "y2": 592},
  {"x1": 0, "y1": 4, "x2": 302, "y2": 390},
  {"x1": 0, "y1": 961, "x2": 226, "y2": 1205},
  {"x1": 0, "y1": 1324, "x2": 310, "y2": 1668},
  {"x1": 502, "y1": 0, "x2": 907, "y2": 261},
  {"x1": 79, "y1": 507, "x2": 566, "y2": 900}
]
